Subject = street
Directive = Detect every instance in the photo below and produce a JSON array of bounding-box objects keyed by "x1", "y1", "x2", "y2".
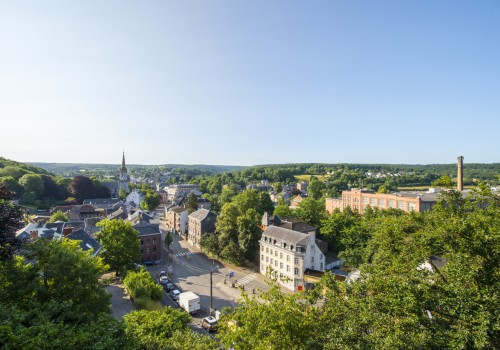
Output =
[{"x1": 146, "y1": 208, "x2": 270, "y2": 324}]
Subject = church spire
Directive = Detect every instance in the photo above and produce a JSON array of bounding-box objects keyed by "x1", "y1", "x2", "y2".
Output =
[{"x1": 121, "y1": 151, "x2": 126, "y2": 171}]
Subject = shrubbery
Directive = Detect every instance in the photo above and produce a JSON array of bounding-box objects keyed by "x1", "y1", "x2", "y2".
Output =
[{"x1": 124, "y1": 268, "x2": 162, "y2": 303}]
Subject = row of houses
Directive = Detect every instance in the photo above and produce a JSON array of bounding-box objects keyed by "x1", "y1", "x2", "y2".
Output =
[{"x1": 164, "y1": 206, "x2": 217, "y2": 248}]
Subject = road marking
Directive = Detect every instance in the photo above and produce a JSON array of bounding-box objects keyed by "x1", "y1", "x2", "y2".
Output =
[
  {"x1": 173, "y1": 251, "x2": 193, "y2": 257},
  {"x1": 236, "y1": 274, "x2": 256, "y2": 286}
]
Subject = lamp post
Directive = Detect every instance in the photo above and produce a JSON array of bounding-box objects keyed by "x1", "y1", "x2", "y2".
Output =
[{"x1": 209, "y1": 260, "x2": 219, "y2": 314}]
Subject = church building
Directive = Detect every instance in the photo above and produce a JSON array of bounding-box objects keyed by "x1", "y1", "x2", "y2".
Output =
[{"x1": 119, "y1": 151, "x2": 130, "y2": 192}]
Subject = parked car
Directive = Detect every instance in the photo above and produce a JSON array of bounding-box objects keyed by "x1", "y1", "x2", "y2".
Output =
[
  {"x1": 158, "y1": 270, "x2": 167, "y2": 277},
  {"x1": 143, "y1": 260, "x2": 154, "y2": 266},
  {"x1": 200, "y1": 316, "x2": 218, "y2": 332},
  {"x1": 169, "y1": 289, "x2": 181, "y2": 302},
  {"x1": 164, "y1": 282, "x2": 176, "y2": 292},
  {"x1": 158, "y1": 276, "x2": 169, "y2": 285}
]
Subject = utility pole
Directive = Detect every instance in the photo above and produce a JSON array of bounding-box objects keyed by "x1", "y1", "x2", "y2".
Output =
[{"x1": 210, "y1": 269, "x2": 213, "y2": 313}]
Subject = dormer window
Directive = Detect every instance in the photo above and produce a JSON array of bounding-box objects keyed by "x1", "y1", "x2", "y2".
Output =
[
  {"x1": 290, "y1": 245, "x2": 294, "y2": 251},
  {"x1": 273, "y1": 239, "x2": 277, "y2": 245},
  {"x1": 264, "y1": 237, "x2": 268, "y2": 242},
  {"x1": 283, "y1": 243, "x2": 287, "y2": 248}
]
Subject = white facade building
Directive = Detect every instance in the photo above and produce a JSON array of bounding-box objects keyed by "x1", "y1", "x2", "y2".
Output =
[
  {"x1": 165, "y1": 184, "x2": 201, "y2": 201},
  {"x1": 126, "y1": 189, "x2": 144, "y2": 208},
  {"x1": 259, "y1": 226, "x2": 325, "y2": 291}
]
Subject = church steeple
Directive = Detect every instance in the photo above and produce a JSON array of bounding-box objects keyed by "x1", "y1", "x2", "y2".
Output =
[
  {"x1": 121, "y1": 151, "x2": 127, "y2": 171},
  {"x1": 119, "y1": 151, "x2": 129, "y2": 192}
]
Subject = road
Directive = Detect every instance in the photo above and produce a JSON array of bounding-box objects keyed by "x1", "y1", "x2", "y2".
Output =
[{"x1": 146, "y1": 207, "x2": 270, "y2": 324}]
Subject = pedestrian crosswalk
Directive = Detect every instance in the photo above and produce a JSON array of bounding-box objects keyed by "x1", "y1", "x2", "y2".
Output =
[
  {"x1": 172, "y1": 251, "x2": 193, "y2": 257},
  {"x1": 236, "y1": 274, "x2": 256, "y2": 286}
]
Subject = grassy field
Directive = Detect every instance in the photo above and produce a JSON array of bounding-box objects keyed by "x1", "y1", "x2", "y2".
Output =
[{"x1": 295, "y1": 174, "x2": 328, "y2": 181}]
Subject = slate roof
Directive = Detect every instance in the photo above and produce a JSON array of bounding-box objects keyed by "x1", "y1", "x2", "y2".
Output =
[
  {"x1": 262, "y1": 225, "x2": 311, "y2": 246},
  {"x1": 189, "y1": 209, "x2": 217, "y2": 233},
  {"x1": 133, "y1": 222, "x2": 161, "y2": 236},
  {"x1": 107, "y1": 207, "x2": 128, "y2": 220},
  {"x1": 83, "y1": 198, "x2": 121, "y2": 209},
  {"x1": 170, "y1": 206, "x2": 187, "y2": 214},
  {"x1": 66, "y1": 228, "x2": 101, "y2": 255}
]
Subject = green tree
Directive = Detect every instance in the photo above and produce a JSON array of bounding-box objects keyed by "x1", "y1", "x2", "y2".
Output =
[
  {"x1": 140, "y1": 191, "x2": 160, "y2": 211},
  {"x1": 0, "y1": 186, "x2": 23, "y2": 261},
  {"x1": 68, "y1": 176, "x2": 96, "y2": 202},
  {"x1": 48, "y1": 210, "x2": 69, "y2": 223},
  {"x1": 96, "y1": 219, "x2": 141, "y2": 275},
  {"x1": 237, "y1": 208, "x2": 262, "y2": 260},
  {"x1": 164, "y1": 231, "x2": 173, "y2": 251},
  {"x1": 123, "y1": 308, "x2": 215, "y2": 350},
  {"x1": 273, "y1": 203, "x2": 294, "y2": 218},
  {"x1": 295, "y1": 197, "x2": 326, "y2": 229},
  {"x1": 19, "y1": 173, "x2": 44, "y2": 199},
  {"x1": 119, "y1": 188, "x2": 127, "y2": 200},
  {"x1": 257, "y1": 192, "x2": 275, "y2": 215},
  {"x1": 377, "y1": 184, "x2": 390, "y2": 193},
  {"x1": 307, "y1": 179, "x2": 325, "y2": 200},
  {"x1": 432, "y1": 174, "x2": 453, "y2": 188},
  {"x1": 186, "y1": 193, "x2": 198, "y2": 214},
  {"x1": 218, "y1": 184, "x2": 239, "y2": 208},
  {"x1": 0, "y1": 166, "x2": 29, "y2": 180},
  {"x1": 124, "y1": 268, "x2": 162, "y2": 302},
  {"x1": 0, "y1": 176, "x2": 23, "y2": 196},
  {"x1": 320, "y1": 209, "x2": 359, "y2": 252},
  {"x1": 27, "y1": 239, "x2": 111, "y2": 317}
]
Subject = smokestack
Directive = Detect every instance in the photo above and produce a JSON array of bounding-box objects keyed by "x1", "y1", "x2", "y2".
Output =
[{"x1": 457, "y1": 156, "x2": 464, "y2": 192}]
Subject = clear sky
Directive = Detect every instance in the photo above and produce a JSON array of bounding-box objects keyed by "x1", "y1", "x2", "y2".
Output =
[{"x1": 0, "y1": 1, "x2": 499, "y2": 166}]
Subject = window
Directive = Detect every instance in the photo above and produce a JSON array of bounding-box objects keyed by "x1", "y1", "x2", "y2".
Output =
[
  {"x1": 153, "y1": 239, "x2": 156, "y2": 245},
  {"x1": 270, "y1": 258, "x2": 273, "y2": 265},
  {"x1": 408, "y1": 202, "x2": 417, "y2": 211},
  {"x1": 320, "y1": 262, "x2": 323, "y2": 270},
  {"x1": 388, "y1": 199, "x2": 395, "y2": 208},
  {"x1": 266, "y1": 257, "x2": 269, "y2": 263},
  {"x1": 262, "y1": 254, "x2": 264, "y2": 261},
  {"x1": 290, "y1": 245, "x2": 294, "y2": 251},
  {"x1": 275, "y1": 251, "x2": 278, "y2": 257},
  {"x1": 266, "y1": 247, "x2": 269, "y2": 253},
  {"x1": 153, "y1": 246, "x2": 156, "y2": 252},
  {"x1": 286, "y1": 255, "x2": 290, "y2": 262},
  {"x1": 398, "y1": 201, "x2": 405, "y2": 210},
  {"x1": 270, "y1": 249, "x2": 273, "y2": 255},
  {"x1": 296, "y1": 247, "x2": 302, "y2": 253},
  {"x1": 370, "y1": 198, "x2": 376, "y2": 205},
  {"x1": 274, "y1": 261, "x2": 278, "y2": 267},
  {"x1": 283, "y1": 243, "x2": 287, "y2": 248},
  {"x1": 362, "y1": 197, "x2": 368, "y2": 204},
  {"x1": 141, "y1": 239, "x2": 143, "y2": 245},
  {"x1": 280, "y1": 252, "x2": 283, "y2": 259},
  {"x1": 378, "y1": 199, "x2": 385, "y2": 207},
  {"x1": 146, "y1": 247, "x2": 150, "y2": 253},
  {"x1": 286, "y1": 265, "x2": 290, "y2": 272},
  {"x1": 146, "y1": 239, "x2": 150, "y2": 245},
  {"x1": 264, "y1": 237, "x2": 268, "y2": 242},
  {"x1": 294, "y1": 268, "x2": 299, "y2": 275},
  {"x1": 311, "y1": 256, "x2": 314, "y2": 263},
  {"x1": 294, "y1": 257, "x2": 299, "y2": 265},
  {"x1": 280, "y1": 262, "x2": 283, "y2": 269}
]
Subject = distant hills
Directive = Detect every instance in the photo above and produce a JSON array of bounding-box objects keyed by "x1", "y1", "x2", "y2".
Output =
[
  {"x1": 28, "y1": 162, "x2": 246, "y2": 176},
  {"x1": 0, "y1": 157, "x2": 52, "y2": 176}
]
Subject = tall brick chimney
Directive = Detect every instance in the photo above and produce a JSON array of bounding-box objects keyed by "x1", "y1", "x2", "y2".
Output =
[{"x1": 457, "y1": 156, "x2": 464, "y2": 192}]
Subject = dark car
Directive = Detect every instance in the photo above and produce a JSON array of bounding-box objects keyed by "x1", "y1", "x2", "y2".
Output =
[
  {"x1": 200, "y1": 316, "x2": 218, "y2": 332},
  {"x1": 164, "y1": 282, "x2": 176, "y2": 292},
  {"x1": 143, "y1": 260, "x2": 154, "y2": 266}
]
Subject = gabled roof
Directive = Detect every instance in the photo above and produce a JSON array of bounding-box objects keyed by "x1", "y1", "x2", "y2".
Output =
[
  {"x1": 170, "y1": 206, "x2": 188, "y2": 214},
  {"x1": 83, "y1": 198, "x2": 121, "y2": 208},
  {"x1": 107, "y1": 207, "x2": 128, "y2": 220},
  {"x1": 189, "y1": 209, "x2": 217, "y2": 233},
  {"x1": 262, "y1": 225, "x2": 311, "y2": 246},
  {"x1": 66, "y1": 229, "x2": 101, "y2": 255}
]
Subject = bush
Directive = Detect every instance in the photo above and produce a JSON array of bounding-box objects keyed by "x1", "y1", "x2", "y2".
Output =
[{"x1": 124, "y1": 268, "x2": 162, "y2": 302}]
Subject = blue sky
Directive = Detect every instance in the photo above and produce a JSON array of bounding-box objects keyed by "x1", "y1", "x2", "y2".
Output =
[{"x1": 0, "y1": 1, "x2": 499, "y2": 165}]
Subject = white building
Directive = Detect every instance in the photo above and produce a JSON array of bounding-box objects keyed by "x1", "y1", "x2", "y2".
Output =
[
  {"x1": 165, "y1": 184, "x2": 201, "y2": 201},
  {"x1": 126, "y1": 189, "x2": 144, "y2": 208},
  {"x1": 259, "y1": 226, "x2": 325, "y2": 292}
]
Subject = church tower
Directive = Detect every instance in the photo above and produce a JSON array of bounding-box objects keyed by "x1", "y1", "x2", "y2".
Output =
[{"x1": 119, "y1": 151, "x2": 129, "y2": 192}]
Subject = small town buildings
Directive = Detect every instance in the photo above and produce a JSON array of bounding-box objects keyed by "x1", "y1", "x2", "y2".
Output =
[
  {"x1": 259, "y1": 226, "x2": 325, "y2": 291},
  {"x1": 165, "y1": 206, "x2": 188, "y2": 236},
  {"x1": 107, "y1": 207, "x2": 128, "y2": 221},
  {"x1": 290, "y1": 194, "x2": 306, "y2": 208},
  {"x1": 50, "y1": 204, "x2": 100, "y2": 221},
  {"x1": 101, "y1": 181, "x2": 120, "y2": 197},
  {"x1": 187, "y1": 209, "x2": 217, "y2": 247},
  {"x1": 196, "y1": 197, "x2": 211, "y2": 210},
  {"x1": 66, "y1": 228, "x2": 101, "y2": 256},
  {"x1": 133, "y1": 220, "x2": 162, "y2": 264},
  {"x1": 261, "y1": 213, "x2": 317, "y2": 235},
  {"x1": 166, "y1": 184, "x2": 201, "y2": 201},
  {"x1": 126, "y1": 189, "x2": 144, "y2": 208},
  {"x1": 325, "y1": 189, "x2": 439, "y2": 214},
  {"x1": 297, "y1": 181, "x2": 309, "y2": 193},
  {"x1": 83, "y1": 198, "x2": 121, "y2": 210}
]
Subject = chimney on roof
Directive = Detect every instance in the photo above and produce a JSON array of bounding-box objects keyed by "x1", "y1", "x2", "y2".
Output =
[{"x1": 457, "y1": 156, "x2": 464, "y2": 192}]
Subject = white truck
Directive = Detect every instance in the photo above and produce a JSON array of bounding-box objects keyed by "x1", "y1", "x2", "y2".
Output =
[{"x1": 178, "y1": 291, "x2": 200, "y2": 314}]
